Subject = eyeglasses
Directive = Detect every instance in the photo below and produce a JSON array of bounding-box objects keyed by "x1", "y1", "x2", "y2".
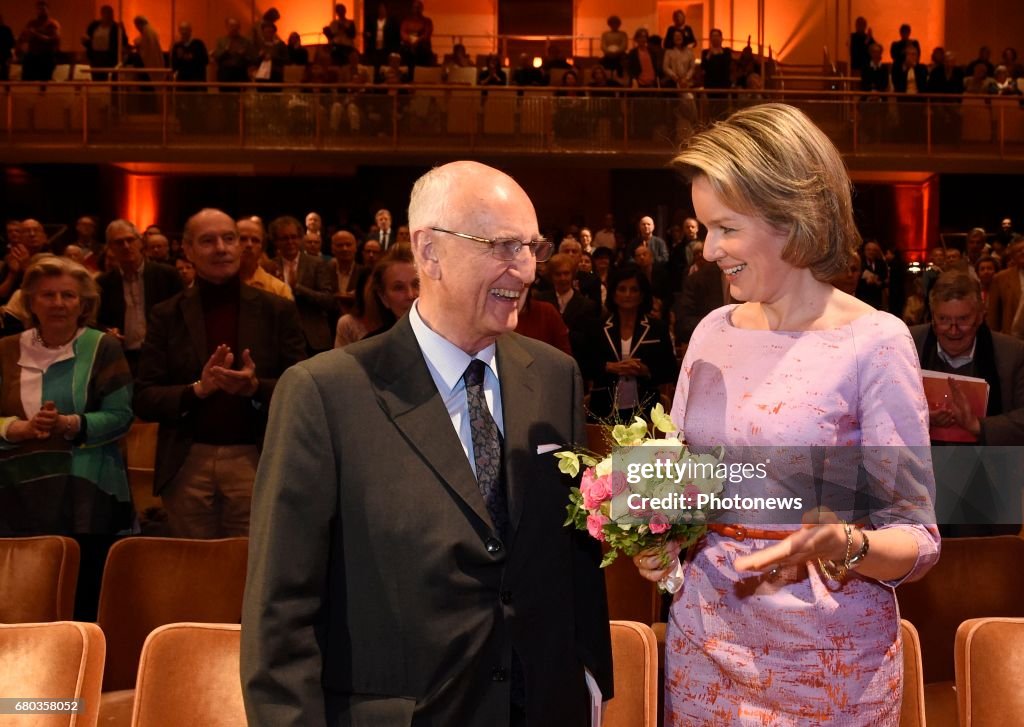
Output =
[
  {"x1": 430, "y1": 227, "x2": 553, "y2": 262},
  {"x1": 933, "y1": 314, "x2": 979, "y2": 331}
]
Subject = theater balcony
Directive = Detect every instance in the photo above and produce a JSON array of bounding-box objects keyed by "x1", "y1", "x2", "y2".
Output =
[{"x1": 3, "y1": 81, "x2": 1024, "y2": 173}]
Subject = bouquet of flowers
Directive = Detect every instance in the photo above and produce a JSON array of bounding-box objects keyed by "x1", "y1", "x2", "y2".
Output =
[{"x1": 557, "y1": 404, "x2": 725, "y2": 591}]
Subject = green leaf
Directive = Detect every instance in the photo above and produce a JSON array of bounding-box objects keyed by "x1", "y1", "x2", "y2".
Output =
[
  {"x1": 650, "y1": 402, "x2": 677, "y2": 434},
  {"x1": 554, "y1": 451, "x2": 580, "y2": 478},
  {"x1": 600, "y1": 549, "x2": 619, "y2": 568},
  {"x1": 579, "y1": 454, "x2": 599, "y2": 468}
]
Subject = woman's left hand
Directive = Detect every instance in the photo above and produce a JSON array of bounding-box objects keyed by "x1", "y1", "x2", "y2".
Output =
[{"x1": 733, "y1": 522, "x2": 847, "y2": 573}]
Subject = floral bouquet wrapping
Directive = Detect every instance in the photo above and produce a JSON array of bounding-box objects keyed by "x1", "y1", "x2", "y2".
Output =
[{"x1": 558, "y1": 404, "x2": 725, "y2": 592}]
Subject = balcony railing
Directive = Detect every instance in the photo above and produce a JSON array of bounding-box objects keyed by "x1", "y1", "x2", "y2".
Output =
[{"x1": 3, "y1": 80, "x2": 1024, "y2": 163}]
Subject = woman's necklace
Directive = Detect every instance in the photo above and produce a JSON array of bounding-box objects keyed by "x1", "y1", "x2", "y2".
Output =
[{"x1": 33, "y1": 329, "x2": 73, "y2": 349}]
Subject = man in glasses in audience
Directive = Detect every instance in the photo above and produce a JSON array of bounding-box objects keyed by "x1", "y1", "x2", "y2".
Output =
[{"x1": 243, "y1": 161, "x2": 613, "y2": 727}]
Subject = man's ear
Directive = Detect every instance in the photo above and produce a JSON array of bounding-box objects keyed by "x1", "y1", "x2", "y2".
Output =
[{"x1": 412, "y1": 229, "x2": 442, "y2": 280}]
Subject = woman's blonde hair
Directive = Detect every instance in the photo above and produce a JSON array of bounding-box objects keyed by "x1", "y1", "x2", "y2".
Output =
[
  {"x1": 672, "y1": 103, "x2": 859, "y2": 281},
  {"x1": 21, "y1": 254, "x2": 100, "y2": 327}
]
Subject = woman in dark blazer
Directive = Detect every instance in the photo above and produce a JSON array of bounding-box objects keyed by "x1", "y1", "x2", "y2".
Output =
[{"x1": 586, "y1": 264, "x2": 677, "y2": 421}]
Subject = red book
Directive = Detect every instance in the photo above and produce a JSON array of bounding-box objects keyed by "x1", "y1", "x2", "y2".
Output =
[{"x1": 921, "y1": 370, "x2": 990, "y2": 443}]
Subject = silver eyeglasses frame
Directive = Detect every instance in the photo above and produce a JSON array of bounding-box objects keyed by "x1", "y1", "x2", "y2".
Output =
[{"x1": 429, "y1": 226, "x2": 554, "y2": 262}]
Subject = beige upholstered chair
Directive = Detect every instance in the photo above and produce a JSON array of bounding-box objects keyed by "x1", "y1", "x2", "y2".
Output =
[
  {"x1": 900, "y1": 619, "x2": 927, "y2": 727},
  {"x1": 0, "y1": 621, "x2": 105, "y2": 727},
  {"x1": 0, "y1": 536, "x2": 80, "y2": 623},
  {"x1": 898, "y1": 535, "x2": 1024, "y2": 727},
  {"x1": 96, "y1": 537, "x2": 248, "y2": 726},
  {"x1": 130, "y1": 623, "x2": 245, "y2": 727},
  {"x1": 955, "y1": 617, "x2": 1024, "y2": 726},
  {"x1": 604, "y1": 621, "x2": 659, "y2": 727}
]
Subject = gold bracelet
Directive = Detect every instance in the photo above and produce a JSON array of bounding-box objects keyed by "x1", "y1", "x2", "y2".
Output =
[
  {"x1": 847, "y1": 528, "x2": 870, "y2": 569},
  {"x1": 818, "y1": 521, "x2": 853, "y2": 582}
]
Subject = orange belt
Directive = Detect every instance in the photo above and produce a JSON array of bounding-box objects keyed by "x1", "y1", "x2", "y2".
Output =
[{"x1": 707, "y1": 523, "x2": 800, "y2": 541}]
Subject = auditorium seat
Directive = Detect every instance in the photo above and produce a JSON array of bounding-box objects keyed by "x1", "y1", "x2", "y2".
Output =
[
  {"x1": 0, "y1": 536, "x2": 80, "y2": 623},
  {"x1": 898, "y1": 536, "x2": 1024, "y2": 727},
  {"x1": 900, "y1": 619, "x2": 926, "y2": 727},
  {"x1": 130, "y1": 623, "x2": 245, "y2": 727},
  {"x1": 605, "y1": 621, "x2": 658, "y2": 727},
  {"x1": 0, "y1": 621, "x2": 105, "y2": 727},
  {"x1": 955, "y1": 617, "x2": 1024, "y2": 726},
  {"x1": 121, "y1": 421, "x2": 162, "y2": 523},
  {"x1": 96, "y1": 537, "x2": 248, "y2": 725}
]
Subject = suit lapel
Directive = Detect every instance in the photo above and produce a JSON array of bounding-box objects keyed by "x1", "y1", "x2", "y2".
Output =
[
  {"x1": 368, "y1": 318, "x2": 495, "y2": 532},
  {"x1": 181, "y1": 287, "x2": 208, "y2": 363},
  {"x1": 496, "y1": 334, "x2": 536, "y2": 537},
  {"x1": 602, "y1": 318, "x2": 618, "y2": 360},
  {"x1": 238, "y1": 284, "x2": 262, "y2": 354},
  {"x1": 628, "y1": 316, "x2": 653, "y2": 358}
]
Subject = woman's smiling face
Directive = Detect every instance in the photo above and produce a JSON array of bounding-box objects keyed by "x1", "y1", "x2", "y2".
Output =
[{"x1": 691, "y1": 175, "x2": 795, "y2": 303}]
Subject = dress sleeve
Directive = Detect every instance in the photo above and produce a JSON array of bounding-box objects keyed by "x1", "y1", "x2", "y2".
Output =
[{"x1": 856, "y1": 313, "x2": 940, "y2": 585}]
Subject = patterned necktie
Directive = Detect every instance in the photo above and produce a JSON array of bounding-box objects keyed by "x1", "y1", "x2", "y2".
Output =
[{"x1": 463, "y1": 359, "x2": 508, "y2": 538}]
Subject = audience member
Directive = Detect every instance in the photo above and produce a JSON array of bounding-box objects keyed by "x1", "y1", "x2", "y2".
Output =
[
  {"x1": 987, "y1": 239, "x2": 1024, "y2": 334},
  {"x1": 143, "y1": 233, "x2": 170, "y2": 262},
  {"x1": 19, "y1": 1, "x2": 61, "y2": 82},
  {"x1": 861, "y1": 42, "x2": 889, "y2": 92},
  {"x1": 856, "y1": 239, "x2": 888, "y2": 309},
  {"x1": 512, "y1": 52, "x2": 545, "y2": 86},
  {"x1": 584, "y1": 264, "x2": 676, "y2": 421},
  {"x1": 892, "y1": 44, "x2": 927, "y2": 94},
  {"x1": 889, "y1": 23, "x2": 920, "y2": 67},
  {"x1": 701, "y1": 28, "x2": 733, "y2": 91},
  {"x1": 325, "y1": 3, "x2": 357, "y2": 66},
  {"x1": 912, "y1": 271, "x2": 1024, "y2": 446},
  {"x1": 478, "y1": 54, "x2": 506, "y2": 86},
  {"x1": 175, "y1": 256, "x2": 195, "y2": 288},
  {"x1": 364, "y1": 2, "x2": 400, "y2": 67},
  {"x1": 303, "y1": 232, "x2": 324, "y2": 258},
  {"x1": 663, "y1": 9, "x2": 697, "y2": 50},
  {"x1": 82, "y1": 5, "x2": 126, "y2": 81},
  {"x1": 663, "y1": 30, "x2": 695, "y2": 88},
  {"x1": 238, "y1": 218, "x2": 292, "y2": 301},
  {"x1": 375, "y1": 208, "x2": 395, "y2": 249},
  {"x1": 400, "y1": 0, "x2": 434, "y2": 68},
  {"x1": 831, "y1": 250, "x2": 862, "y2": 295},
  {"x1": 171, "y1": 21, "x2": 209, "y2": 82},
  {"x1": 633, "y1": 244, "x2": 672, "y2": 307},
  {"x1": 927, "y1": 50, "x2": 963, "y2": 93},
  {"x1": 628, "y1": 215, "x2": 669, "y2": 263},
  {"x1": 593, "y1": 213, "x2": 618, "y2": 251},
  {"x1": 674, "y1": 258, "x2": 729, "y2": 346},
  {"x1": 285, "y1": 33, "x2": 307, "y2": 66},
  {"x1": 214, "y1": 18, "x2": 256, "y2": 86},
  {"x1": 977, "y1": 255, "x2": 998, "y2": 306},
  {"x1": 135, "y1": 208, "x2": 306, "y2": 539},
  {"x1": 626, "y1": 28, "x2": 663, "y2": 88},
  {"x1": 329, "y1": 230, "x2": 363, "y2": 315},
  {"x1": 360, "y1": 238, "x2": 383, "y2": 267},
  {"x1": 132, "y1": 16, "x2": 164, "y2": 75},
  {"x1": 600, "y1": 15, "x2": 628, "y2": 72},
  {"x1": 97, "y1": 220, "x2": 182, "y2": 371},
  {"x1": 964, "y1": 62, "x2": 997, "y2": 94},
  {"x1": 0, "y1": 14, "x2": 14, "y2": 81},
  {"x1": 534, "y1": 252, "x2": 599, "y2": 363},
  {"x1": 363, "y1": 246, "x2": 419, "y2": 337},
  {"x1": 994, "y1": 65, "x2": 1020, "y2": 95},
  {"x1": 270, "y1": 215, "x2": 336, "y2": 353},
  {"x1": 253, "y1": 22, "x2": 287, "y2": 84},
  {"x1": 966, "y1": 46, "x2": 995, "y2": 78},
  {"x1": 849, "y1": 16, "x2": 873, "y2": 73}
]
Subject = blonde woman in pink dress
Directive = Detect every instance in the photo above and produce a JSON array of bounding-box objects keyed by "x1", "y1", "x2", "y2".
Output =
[{"x1": 634, "y1": 104, "x2": 940, "y2": 725}]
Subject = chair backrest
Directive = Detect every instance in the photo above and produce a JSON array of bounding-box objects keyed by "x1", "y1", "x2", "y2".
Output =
[
  {"x1": 955, "y1": 617, "x2": 1024, "y2": 726},
  {"x1": 413, "y1": 66, "x2": 443, "y2": 84},
  {"x1": 897, "y1": 535, "x2": 1024, "y2": 684},
  {"x1": 900, "y1": 619, "x2": 926, "y2": 727},
  {"x1": 446, "y1": 66, "x2": 478, "y2": 85},
  {"x1": 0, "y1": 621, "x2": 105, "y2": 727},
  {"x1": 130, "y1": 623, "x2": 244, "y2": 727},
  {"x1": 604, "y1": 621, "x2": 659, "y2": 727},
  {"x1": 96, "y1": 537, "x2": 249, "y2": 691},
  {"x1": 0, "y1": 536, "x2": 80, "y2": 623}
]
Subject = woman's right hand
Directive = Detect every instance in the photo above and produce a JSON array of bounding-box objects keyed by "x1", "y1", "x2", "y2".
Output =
[
  {"x1": 633, "y1": 539, "x2": 683, "y2": 583},
  {"x1": 6, "y1": 419, "x2": 46, "y2": 442}
]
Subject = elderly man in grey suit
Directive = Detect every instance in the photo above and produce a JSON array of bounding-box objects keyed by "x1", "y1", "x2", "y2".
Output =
[{"x1": 242, "y1": 161, "x2": 613, "y2": 727}]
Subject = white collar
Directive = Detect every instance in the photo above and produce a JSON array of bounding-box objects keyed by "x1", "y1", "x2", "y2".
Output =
[
  {"x1": 409, "y1": 300, "x2": 498, "y2": 396},
  {"x1": 18, "y1": 328, "x2": 85, "y2": 373}
]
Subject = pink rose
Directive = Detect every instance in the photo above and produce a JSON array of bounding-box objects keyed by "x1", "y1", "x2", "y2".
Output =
[
  {"x1": 649, "y1": 513, "x2": 670, "y2": 534},
  {"x1": 609, "y1": 470, "x2": 629, "y2": 497},
  {"x1": 580, "y1": 470, "x2": 612, "y2": 510},
  {"x1": 682, "y1": 484, "x2": 701, "y2": 508},
  {"x1": 586, "y1": 514, "x2": 610, "y2": 541}
]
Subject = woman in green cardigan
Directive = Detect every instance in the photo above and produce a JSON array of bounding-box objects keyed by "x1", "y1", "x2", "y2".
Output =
[{"x1": 0, "y1": 254, "x2": 134, "y2": 536}]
